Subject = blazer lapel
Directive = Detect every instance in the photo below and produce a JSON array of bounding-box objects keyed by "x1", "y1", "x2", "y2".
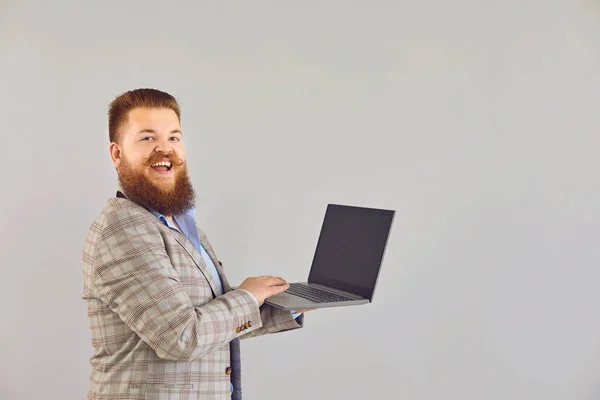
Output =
[
  {"x1": 172, "y1": 234, "x2": 222, "y2": 297},
  {"x1": 201, "y1": 241, "x2": 232, "y2": 293},
  {"x1": 216, "y1": 262, "x2": 232, "y2": 293},
  {"x1": 115, "y1": 190, "x2": 222, "y2": 297},
  {"x1": 196, "y1": 229, "x2": 233, "y2": 293}
]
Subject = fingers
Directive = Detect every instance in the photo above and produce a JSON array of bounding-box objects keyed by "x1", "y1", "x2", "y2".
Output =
[
  {"x1": 239, "y1": 276, "x2": 290, "y2": 302},
  {"x1": 266, "y1": 283, "x2": 290, "y2": 298},
  {"x1": 261, "y1": 276, "x2": 287, "y2": 286}
]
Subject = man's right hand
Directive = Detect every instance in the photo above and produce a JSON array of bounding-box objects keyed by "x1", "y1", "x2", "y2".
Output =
[{"x1": 237, "y1": 276, "x2": 290, "y2": 306}]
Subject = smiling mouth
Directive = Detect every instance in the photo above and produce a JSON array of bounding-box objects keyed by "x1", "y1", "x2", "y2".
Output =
[{"x1": 150, "y1": 161, "x2": 173, "y2": 173}]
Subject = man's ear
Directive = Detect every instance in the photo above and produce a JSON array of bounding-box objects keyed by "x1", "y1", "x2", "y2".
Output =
[{"x1": 109, "y1": 142, "x2": 121, "y2": 168}]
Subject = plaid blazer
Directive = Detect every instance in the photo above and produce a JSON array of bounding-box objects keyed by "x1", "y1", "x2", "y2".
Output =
[{"x1": 82, "y1": 195, "x2": 303, "y2": 400}]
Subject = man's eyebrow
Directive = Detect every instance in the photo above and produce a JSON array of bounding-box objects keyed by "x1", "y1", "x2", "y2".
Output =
[{"x1": 137, "y1": 129, "x2": 183, "y2": 135}]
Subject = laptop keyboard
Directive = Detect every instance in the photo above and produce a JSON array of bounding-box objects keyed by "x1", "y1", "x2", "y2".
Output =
[{"x1": 285, "y1": 283, "x2": 355, "y2": 303}]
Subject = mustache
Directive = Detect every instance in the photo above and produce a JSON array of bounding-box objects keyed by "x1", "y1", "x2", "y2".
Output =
[{"x1": 145, "y1": 151, "x2": 185, "y2": 167}]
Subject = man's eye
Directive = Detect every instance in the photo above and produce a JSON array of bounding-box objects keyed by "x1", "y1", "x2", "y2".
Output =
[
  {"x1": 170, "y1": 137, "x2": 180, "y2": 142},
  {"x1": 142, "y1": 137, "x2": 154, "y2": 141}
]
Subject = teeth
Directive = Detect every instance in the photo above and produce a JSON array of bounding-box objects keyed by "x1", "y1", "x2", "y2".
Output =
[{"x1": 152, "y1": 161, "x2": 171, "y2": 168}]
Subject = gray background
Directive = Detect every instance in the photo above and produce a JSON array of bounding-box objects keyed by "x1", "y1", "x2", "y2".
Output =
[{"x1": 1, "y1": 1, "x2": 599, "y2": 399}]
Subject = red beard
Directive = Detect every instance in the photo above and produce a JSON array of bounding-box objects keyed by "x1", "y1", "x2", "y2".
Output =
[{"x1": 117, "y1": 151, "x2": 196, "y2": 216}]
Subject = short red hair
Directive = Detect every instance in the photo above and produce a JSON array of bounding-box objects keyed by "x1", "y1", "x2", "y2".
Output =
[{"x1": 108, "y1": 88, "x2": 181, "y2": 143}]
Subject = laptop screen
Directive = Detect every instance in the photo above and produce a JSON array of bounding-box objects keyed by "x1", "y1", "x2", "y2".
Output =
[{"x1": 307, "y1": 204, "x2": 394, "y2": 301}]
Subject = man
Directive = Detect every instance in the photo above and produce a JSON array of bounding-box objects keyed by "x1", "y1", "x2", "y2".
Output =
[{"x1": 82, "y1": 88, "x2": 309, "y2": 400}]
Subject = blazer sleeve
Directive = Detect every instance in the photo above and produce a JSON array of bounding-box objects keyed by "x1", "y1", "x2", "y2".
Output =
[
  {"x1": 240, "y1": 304, "x2": 304, "y2": 340},
  {"x1": 214, "y1": 260, "x2": 304, "y2": 340},
  {"x1": 90, "y1": 216, "x2": 263, "y2": 362},
  {"x1": 198, "y1": 229, "x2": 305, "y2": 340}
]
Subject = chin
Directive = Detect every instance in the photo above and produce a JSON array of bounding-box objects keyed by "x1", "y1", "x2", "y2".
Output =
[{"x1": 156, "y1": 182, "x2": 176, "y2": 192}]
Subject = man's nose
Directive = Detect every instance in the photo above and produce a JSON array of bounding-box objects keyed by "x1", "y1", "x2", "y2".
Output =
[{"x1": 154, "y1": 138, "x2": 174, "y2": 154}]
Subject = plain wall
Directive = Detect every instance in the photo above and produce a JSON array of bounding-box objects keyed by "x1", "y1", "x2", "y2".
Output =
[{"x1": 1, "y1": 1, "x2": 599, "y2": 399}]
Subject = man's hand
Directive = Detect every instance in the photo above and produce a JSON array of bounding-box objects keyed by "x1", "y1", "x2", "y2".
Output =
[{"x1": 238, "y1": 276, "x2": 290, "y2": 306}]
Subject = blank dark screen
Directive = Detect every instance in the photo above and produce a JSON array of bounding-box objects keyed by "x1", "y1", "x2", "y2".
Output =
[{"x1": 308, "y1": 204, "x2": 394, "y2": 300}]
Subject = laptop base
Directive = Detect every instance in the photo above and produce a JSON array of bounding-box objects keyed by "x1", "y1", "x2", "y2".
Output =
[{"x1": 264, "y1": 282, "x2": 370, "y2": 310}]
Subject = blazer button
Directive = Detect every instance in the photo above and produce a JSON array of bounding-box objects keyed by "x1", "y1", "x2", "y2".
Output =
[
  {"x1": 236, "y1": 327, "x2": 241, "y2": 333},
  {"x1": 243, "y1": 323, "x2": 248, "y2": 330},
  {"x1": 248, "y1": 321, "x2": 253, "y2": 328},
  {"x1": 225, "y1": 367, "x2": 232, "y2": 375}
]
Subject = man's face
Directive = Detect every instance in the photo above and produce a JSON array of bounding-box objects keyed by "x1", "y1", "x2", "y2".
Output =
[{"x1": 110, "y1": 107, "x2": 195, "y2": 216}]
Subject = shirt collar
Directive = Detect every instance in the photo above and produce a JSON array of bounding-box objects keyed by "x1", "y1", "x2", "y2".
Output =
[
  {"x1": 150, "y1": 208, "x2": 196, "y2": 220},
  {"x1": 150, "y1": 207, "x2": 196, "y2": 224}
]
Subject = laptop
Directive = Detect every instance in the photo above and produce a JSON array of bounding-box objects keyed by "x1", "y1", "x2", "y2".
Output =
[{"x1": 264, "y1": 203, "x2": 395, "y2": 310}]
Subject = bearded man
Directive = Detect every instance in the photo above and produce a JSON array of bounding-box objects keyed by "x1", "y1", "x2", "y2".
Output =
[{"x1": 82, "y1": 88, "x2": 309, "y2": 400}]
